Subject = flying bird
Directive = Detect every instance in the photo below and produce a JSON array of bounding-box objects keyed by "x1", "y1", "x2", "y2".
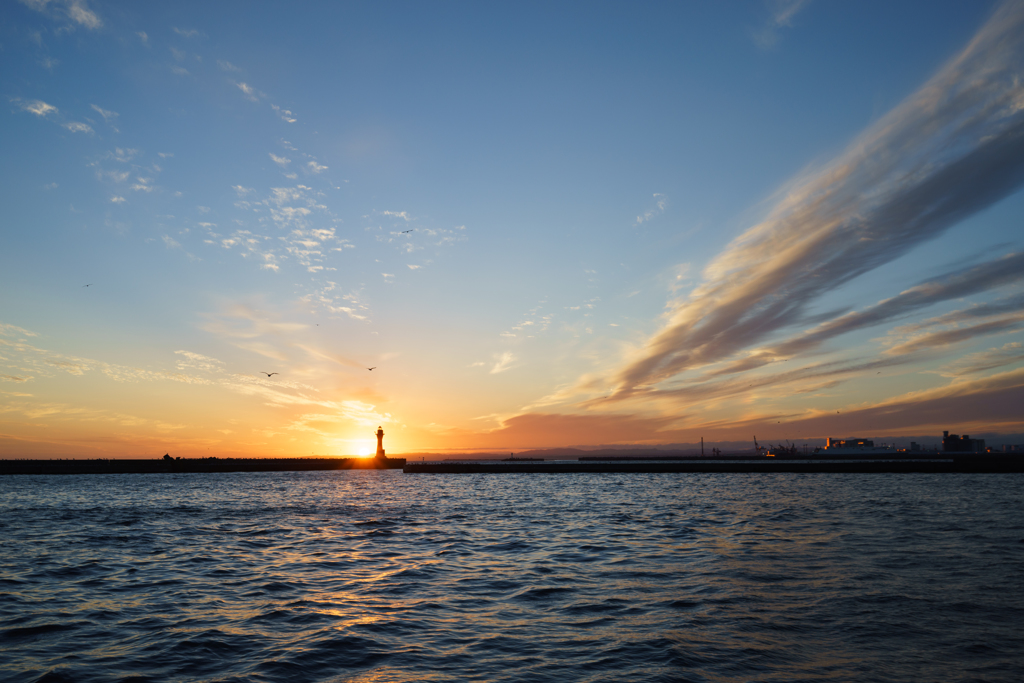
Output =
[
  {"x1": 367, "y1": 367, "x2": 376, "y2": 371},
  {"x1": 261, "y1": 372, "x2": 278, "y2": 377},
  {"x1": 401, "y1": 229, "x2": 413, "y2": 233},
  {"x1": 82, "y1": 284, "x2": 92, "y2": 287}
]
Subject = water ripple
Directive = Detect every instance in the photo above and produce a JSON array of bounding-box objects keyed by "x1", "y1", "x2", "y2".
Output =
[{"x1": 1, "y1": 472, "x2": 1023, "y2": 681}]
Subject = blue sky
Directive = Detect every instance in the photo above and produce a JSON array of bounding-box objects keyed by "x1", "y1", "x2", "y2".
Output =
[{"x1": 3, "y1": 0, "x2": 1024, "y2": 457}]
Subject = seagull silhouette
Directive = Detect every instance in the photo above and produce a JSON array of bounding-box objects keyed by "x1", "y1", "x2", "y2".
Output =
[
  {"x1": 82, "y1": 284, "x2": 93, "y2": 287},
  {"x1": 401, "y1": 229, "x2": 413, "y2": 233},
  {"x1": 367, "y1": 367, "x2": 376, "y2": 371},
  {"x1": 261, "y1": 372, "x2": 278, "y2": 377}
]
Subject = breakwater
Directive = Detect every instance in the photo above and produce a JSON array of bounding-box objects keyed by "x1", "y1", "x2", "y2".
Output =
[
  {"x1": 0, "y1": 457, "x2": 406, "y2": 475},
  {"x1": 3, "y1": 455, "x2": 1022, "y2": 475},
  {"x1": 403, "y1": 457, "x2": 1024, "y2": 474}
]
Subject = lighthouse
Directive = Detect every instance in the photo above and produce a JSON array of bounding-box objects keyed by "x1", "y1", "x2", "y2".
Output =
[{"x1": 375, "y1": 426, "x2": 385, "y2": 459}]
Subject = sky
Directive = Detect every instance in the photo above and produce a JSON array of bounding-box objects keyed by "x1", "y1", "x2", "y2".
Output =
[{"x1": 3, "y1": 0, "x2": 1024, "y2": 458}]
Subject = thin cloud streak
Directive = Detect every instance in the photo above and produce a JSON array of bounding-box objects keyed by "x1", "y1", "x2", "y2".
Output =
[
  {"x1": 641, "y1": 355, "x2": 913, "y2": 410},
  {"x1": 490, "y1": 352, "x2": 516, "y2": 374},
  {"x1": 884, "y1": 313, "x2": 1024, "y2": 357},
  {"x1": 609, "y1": 2, "x2": 1024, "y2": 401},
  {"x1": 13, "y1": 98, "x2": 58, "y2": 117},
  {"x1": 941, "y1": 342, "x2": 1024, "y2": 376},
  {"x1": 895, "y1": 293, "x2": 1024, "y2": 333},
  {"x1": 768, "y1": 251, "x2": 1024, "y2": 360},
  {"x1": 19, "y1": 0, "x2": 102, "y2": 30},
  {"x1": 753, "y1": 0, "x2": 812, "y2": 48},
  {"x1": 743, "y1": 367, "x2": 1024, "y2": 435}
]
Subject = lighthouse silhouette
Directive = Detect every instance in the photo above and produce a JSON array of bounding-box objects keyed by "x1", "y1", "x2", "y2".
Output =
[{"x1": 375, "y1": 426, "x2": 385, "y2": 460}]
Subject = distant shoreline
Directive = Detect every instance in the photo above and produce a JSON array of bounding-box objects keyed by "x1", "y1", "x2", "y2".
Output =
[
  {"x1": 0, "y1": 457, "x2": 406, "y2": 475},
  {"x1": 2, "y1": 455, "x2": 1023, "y2": 475},
  {"x1": 403, "y1": 457, "x2": 1024, "y2": 474}
]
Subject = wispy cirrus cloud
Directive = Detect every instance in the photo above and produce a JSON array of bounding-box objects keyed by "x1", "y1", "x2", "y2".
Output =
[
  {"x1": 292, "y1": 344, "x2": 366, "y2": 370},
  {"x1": 175, "y1": 350, "x2": 225, "y2": 373},
  {"x1": 374, "y1": 213, "x2": 466, "y2": 256},
  {"x1": 895, "y1": 293, "x2": 1024, "y2": 334},
  {"x1": 130, "y1": 177, "x2": 154, "y2": 192},
  {"x1": 172, "y1": 27, "x2": 203, "y2": 39},
  {"x1": 90, "y1": 104, "x2": 118, "y2": 130},
  {"x1": 300, "y1": 281, "x2": 369, "y2": 320},
  {"x1": 883, "y1": 313, "x2": 1024, "y2": 357},
  {"x1": 491, "y1": 352, "x2": 517, "y2": 375},
  {"x1": 67, "y1": 0, "x2": 100, "y2": 29},
  {"x1": 62, "y1": 121, "x2": 93, "y2": 134},
  {"x1": 19, "y1": 0, "x2": 102, "y2": 30},
  {"x1": 1, "y1": 323, "x2": 392, "y2": 446},
  {"x1": 199, "y1": 305, "x2": 307, "y2": 362},
  {"x1": 753, "y1": 0, "x2": 811, "y2": 48},
  {"x1": 11, "y1": 97, "x2": 93, "y2": 134},
  {"x1": 1, "y1": 324, "x2": 210, "y2": 386},
  {"x1": 209, "y1": 228, "x2": 278, "y2": 271},
  {"x1": 221, "y1": 183, "x2": 343, "y2": 276},
  {"x1": 271, "y1": 104, "x2": 297, "y2": 123},
  {"x1": 235, "y1": 81, "x2": 262, "y2": 102},
  {"x1": 940, "y1": 342, "x2": 1024, "y2": 377},
  {"x1": 634, "y1": 193, "x2": 666, "y2": 227},
  {"x1": 12, "y1": 98, "x2": 58, "y2": 117},
  {"x1": 2, "y1": 324, "x2": 40, "y2": 339},
  {"x1": 701, "y1": 252, "x2": 1024, "y2": 377},
  {"x1": 607, "y1": 2, "x2": 1024, "y2": 402},
  {"x1": 512, "y1": 365, "x2": 1024, "y2": 450}
]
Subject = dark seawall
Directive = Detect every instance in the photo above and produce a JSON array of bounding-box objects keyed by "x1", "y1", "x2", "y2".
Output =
[
  {"x1": 0, "y1": 457, "x2": 406, "y2": 475},
  {"x1": 4, "y1": 456, "x2": 1021, "y2": 475},
  {"x1": 404, "y1": 457, "x2": 1024, "y2": 474}
]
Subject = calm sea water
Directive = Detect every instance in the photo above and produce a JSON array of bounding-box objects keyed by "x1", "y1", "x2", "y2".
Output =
[{"x1": 1, "y1": 471, "x2": 1022, "y2": 682}]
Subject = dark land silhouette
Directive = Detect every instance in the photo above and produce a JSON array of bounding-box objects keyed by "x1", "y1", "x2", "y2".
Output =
[{"x1": 0, "y1": 457, "x2": 406, "y2": 475}]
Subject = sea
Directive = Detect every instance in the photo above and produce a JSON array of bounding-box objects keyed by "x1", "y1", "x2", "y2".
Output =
[{"x1": 1, "y1": 471, "x2": 1022, "y2": 682}]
